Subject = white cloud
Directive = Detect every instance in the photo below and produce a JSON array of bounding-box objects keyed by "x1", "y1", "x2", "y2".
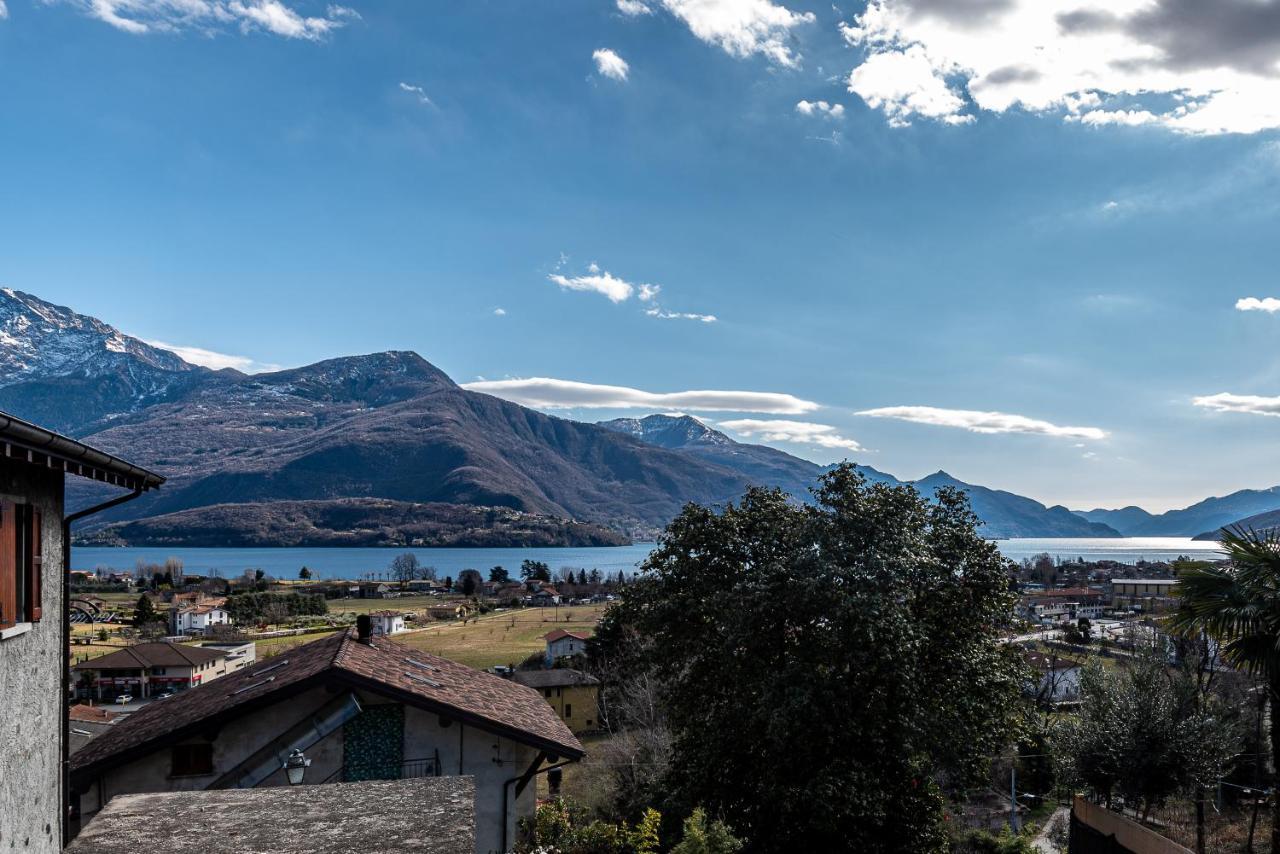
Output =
[
  {"x1": 144, "y1": 339, "x2": 277, "y2": 373},
  {"x1": 842, "y1": 0, "x2": 1280, "y2": 134},
  {"x1": 398, "y1": 82, "x2": 434, "y2": 106},
  {"x1": 638, "y1": 283, "x2": 661, "y2": 301},
  {"x1": 462, "y1": 377, "x2": 819, "y2": 414},
  {"x1": 795, "y1": 99, "x2": 845, "y2": 118},
  {"x1": 658, "y1": 0, "x2": 815, "y2": 67},
  {"x1": 645, "y1": 307, "x2": 718, "y2": 322},
  {"x1": 1237, "y1": 297, "x2": 1280, "y2": 313},
  {"x1": 0, "y1": 2, "x2": 9, "y2": 20},
  {"x1": 593, "y1": 48, "x2": 630, "y2": 81},
  {"x1": 720, "y1": 418, "x2": 864, "y2": 451},
  {"x1": 493, "y1": 307, "x2": 507, "y2": 316},
  {"x1": 1193, "y1": 393, "x2": 1280, "y2": 418},
  {"x1": 48, "y1": 0, "x2": 350, "y2": 39},
  {"x1": 617, "y1": 0, "x2": 652, "y2": 14},
  {"x1": 856, "y1": 405, "x2": 1107, "y2": 440},
  {"x1": 548, "y1": 267, "x2": 640, "y2": 303}
]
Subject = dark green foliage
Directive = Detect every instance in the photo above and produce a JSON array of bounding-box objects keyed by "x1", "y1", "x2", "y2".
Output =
[
  {"x1": 458, "y1": 569, "x2": 482, "y2": 596},
  {"x1": 489, "y1": 566, "x2": 509, "y2": 583},
  {"x1": 522, "y1": 559, "x2": 551, "y2": 582},
  {"x1": 298, "y1": 566, "x2": 312, "y2": 580},
  {"x1": 132, "y1": 594, "x2": 159, "y2": 627},
  {"x1": 224, "y1": 591, "x2": 327, "y2": 625},
  {"x1": 594, "y1": 465, "x2": 1023, "y2": 853}
]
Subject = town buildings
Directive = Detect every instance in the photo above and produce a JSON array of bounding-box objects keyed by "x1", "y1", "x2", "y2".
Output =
[
  {"x1": 70, "y1": 620, "x2": 583, "y2": 854},
  {"x1": 511, "y1": 668, "x2": 602, "y2": 734},
  {"x1": 368, "y1": 609, "x2": 407, "y2": 635},
  {"x1": 0, "y1": 409, "x2": 163, "y2": 852},
  {"x1": 73, "y1": 641, "x2": 235, "y2": 701},
  {"x1": 543, "y1": 628, "x2": 591, "y2": 663}
]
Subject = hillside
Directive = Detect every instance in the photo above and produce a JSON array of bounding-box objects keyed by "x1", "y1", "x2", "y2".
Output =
[
  {"x1": 1080, "y1": 487, "x2": 1280, "y2": 536},
  {"x1": 912, "y1": 472, "x2": 1120, "y2": 539},
  {"x1": 77, "y1": 499, "x2": 630, "y2": 548},
  {"x1": 0, "y1": 288, "x2": 1138, "y2": 542}
]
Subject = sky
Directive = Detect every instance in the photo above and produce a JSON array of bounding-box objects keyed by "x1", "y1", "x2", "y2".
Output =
[{"x1": 4, "y1": 0, "x2": 1280, "y2": 513}]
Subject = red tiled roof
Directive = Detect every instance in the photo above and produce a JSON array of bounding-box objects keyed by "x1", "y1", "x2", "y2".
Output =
[
  {"x1": 69, "y1": 704, "x2": 121, "y2": 723},
  {"x1": 543, "y1": 629, "x2": 591, "y2": 643},
  {"x1": 72, "y1": 628, "x2": 583, "y2": 782},
  {"x1": 73, "y1": 642, "x2": 227, "y2": 672}
]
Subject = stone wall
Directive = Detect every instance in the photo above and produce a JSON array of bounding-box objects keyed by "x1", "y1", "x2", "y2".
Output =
[{"x1": 0, "y1": 462, "x2": 65, "y2": 854}]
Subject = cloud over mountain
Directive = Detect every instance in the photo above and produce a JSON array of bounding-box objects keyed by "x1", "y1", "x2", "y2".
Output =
[
  {"x1": 461, "y1": 377, "x2": 819, "y2": 413},
  {"x1": 856, "y1": 405, "x2": 1107, "y2": 439}
]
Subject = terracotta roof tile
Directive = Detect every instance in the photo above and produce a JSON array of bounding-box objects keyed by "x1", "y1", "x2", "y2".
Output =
[
  {"x1": 72, "y1": 629, "x2": 582, "y2": 781},
  {"x1": 73, "y1": 642, "x2": 227, "y2": 672}
]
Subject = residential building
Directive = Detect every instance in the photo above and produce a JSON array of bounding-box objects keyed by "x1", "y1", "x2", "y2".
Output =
[
  {"x1": 511, "y1": 669, "x2": 601, "y2": 734},
  {"x1": 67, "y1": 777, "x2": 476, "y2": 854},
  {"x1": 171, "y1": 602, "x2": 232, "y2": 636},
  {"x1": 1111, "y1": 578, "x2": 1179, "y2": 611},
  {"x1": 68, "y1": 705, "x2": 123, "y2": 755},
  {"x1": 70, "y1": 621, "x2": 584, "y2": 854},
  {"x1": 0, "y1": 409, "x2": 163, "y2": 852},
  {"x1": 202, "y1": 641, "x2": 256, "y2": 672},
  {"x1": 543, "y1": 628, "x2": 591, "y2": 662},
  {"x1": 368, "y1": 610, "x2": 406, "y2": 635},
  {"x1": 1024, "y1": 651, "x2": 1082, "y2": 705},
  {"x1": 73, "y1": 642, "x2": 231, "y2": 700}
]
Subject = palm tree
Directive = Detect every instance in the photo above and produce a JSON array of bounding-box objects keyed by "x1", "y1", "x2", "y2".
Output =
[{"x1": 1170, "y1": 527, "x2": 1280, "y2": 852}]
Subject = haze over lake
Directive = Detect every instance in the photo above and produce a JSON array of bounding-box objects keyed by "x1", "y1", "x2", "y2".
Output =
[{"x1": 73, "y1": 538, "x2": 1224, "y2": 581}]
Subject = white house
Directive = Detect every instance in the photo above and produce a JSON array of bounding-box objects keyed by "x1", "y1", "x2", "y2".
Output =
[
  {"x1": 69, "y1": 623, "x2": 583, "y2": 854},
  {"x1": 543, "y1": 629, "x2": 591, "y2": 664},
  {"x1": 368, "y1": 610, "x2": 406, "y2": 636},
  {"x1": 172, "y1": 604, "x2": 232, "y2": 636}
]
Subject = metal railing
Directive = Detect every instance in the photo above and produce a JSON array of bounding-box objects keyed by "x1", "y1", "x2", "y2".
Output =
[{"x1": 318, "y1": 751, "x2": 442, "y2": 785}]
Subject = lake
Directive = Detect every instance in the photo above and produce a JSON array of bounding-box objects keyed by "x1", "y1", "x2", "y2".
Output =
[{"x1": 71, "y1": 537, "x2": 1225, "y2": 580}]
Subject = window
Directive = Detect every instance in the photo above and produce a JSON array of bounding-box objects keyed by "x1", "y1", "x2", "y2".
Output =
[
  {"x1": 171, "y1": 743, "x2": 214, "y2": 776},
  {"x1": 0, "y1": 501, "x2": 42, "y2": 631},
  {"x1": 544, "y1": 688, "x2": 552, "y2": 698},
  {"x1": 564, "y1": 704, "x2": 572, "y2": 718}
]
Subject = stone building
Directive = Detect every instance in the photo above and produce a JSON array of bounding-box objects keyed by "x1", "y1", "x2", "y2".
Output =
[{"x1": 0, "y1": 409, "x2": 163, "y2": 852}]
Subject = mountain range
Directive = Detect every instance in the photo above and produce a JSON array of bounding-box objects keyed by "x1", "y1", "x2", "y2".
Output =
[{"x1": 3, "y1": 287, "x2": 1277, "y2": 546}]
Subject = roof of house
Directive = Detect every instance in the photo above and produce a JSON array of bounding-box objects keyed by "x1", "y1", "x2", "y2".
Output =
[
  {"x1": 73, "y1": 642, "x2": 227, "y2": 672},
  {"x1": 1032, "y1": 588, "x2": 1103, "y2": 598},
  {"x1": 66, "y1": 777, "x2": 475, "y2": 854},
  {"x1": 543, "y1": 629, "x2": 591, "y2": 643},
  {"x1": 68, "y1": 704, "x2": 122, "y2": 723},
  {"x1": 71, "y1": 628, "x2": 584, "y2": 782},
  {"x1": 511, "y1": 669, "x2": 601, "y2": 689},
  {"x1": 0, "y1": 409, "x2": 164, "y2": 491},
  {"x1": 367, "y1": 610, "x2": 404, "y2": 617},
  {"x1": 1024, "y1": 651, "x2": 1083, "y2": 672},
  {"x1": 1112, "y1": 578, "x2": 1178, "y2": 585}
]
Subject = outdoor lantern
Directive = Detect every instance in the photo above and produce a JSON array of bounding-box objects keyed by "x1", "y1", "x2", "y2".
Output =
[{"x1": 284, "y1": 748, "x2": 311, "y2": 785}]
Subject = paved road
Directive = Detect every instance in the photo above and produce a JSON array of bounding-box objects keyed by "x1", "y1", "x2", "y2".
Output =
[{"x1": 1031, "y1": 806, "x2": 1069, "y2": 853}]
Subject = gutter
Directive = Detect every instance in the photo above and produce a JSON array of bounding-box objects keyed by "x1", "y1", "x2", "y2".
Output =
[
  {"x1": 62, "y1": 487, "x2": 146, "y2": 847},
  {"x1": 500, "y1": 757, "x2": 576, "y2": 853}
]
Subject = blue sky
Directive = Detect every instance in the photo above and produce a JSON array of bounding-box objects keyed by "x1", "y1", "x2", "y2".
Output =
[{"x1": 4, "y1": 0, "x2": 1280, "y2": 512}]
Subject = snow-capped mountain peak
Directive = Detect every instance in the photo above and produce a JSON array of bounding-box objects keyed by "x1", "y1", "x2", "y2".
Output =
[{"x1": 0, "y1": 288, "x2": 194, "y2": 387}]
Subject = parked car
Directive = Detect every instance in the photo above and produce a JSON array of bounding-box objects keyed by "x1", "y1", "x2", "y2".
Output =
[
  {"x1": 155, "y1": 690, "x2": 175, "y2": 699},
  {"x1": 114, "y1": 694, "x2": 133, "y2": 704}
]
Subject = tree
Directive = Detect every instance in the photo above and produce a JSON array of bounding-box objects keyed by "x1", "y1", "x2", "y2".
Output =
[
  {"x1": 589, "y1": 568, "x2": 602, "y2": 585},
  {"x1": 133, "y1": 594, "x2": 159, "y2": 628},
  {"x1": 298, "y1": 566, "x2": 312, "y2": 581},
  {"x1": 1169, "y1": 529, "x2": 1280, "y2": 849},
  {"x1": 458, "y1": 569, "x2": 482, "y2": 597},
  {"x1": 522, "y1": 559, "x2": 551, "y2": 582},
  {"x1": 594, "y1": 466, "x2": 1023, "y2": 852},
  {"x1": 670, "y1": 808, "x2": 743, "y2": 854},
  {"x1": 578, "y1": 569, "x2": 589, "y2": 586},
  {"x1": 390, "y1": 553, "x2": 420, "y2": 587},
  {"x1": 489, "y1": 566, "x2": 509, "y2": 584}
]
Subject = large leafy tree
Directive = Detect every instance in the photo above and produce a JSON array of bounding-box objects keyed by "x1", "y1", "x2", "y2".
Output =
[
  {"x1": 593, "y1": 465, "x2": 1024, "y2": 852},
  {"x1": 1170, "y1": 527, "x2": 1280, "y2": 853}
]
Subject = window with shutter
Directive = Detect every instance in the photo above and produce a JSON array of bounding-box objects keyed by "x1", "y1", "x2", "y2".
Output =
[
  {"x1": 0, "y1": 501, "x2": 14, "y2": 630},
  {"x1": 25, "y1": 508, "x2": 42, "y2": 622}
]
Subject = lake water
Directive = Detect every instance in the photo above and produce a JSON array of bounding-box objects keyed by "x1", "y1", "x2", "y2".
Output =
[{"x1": 72, "y1": 537, "x2": 1225, "y2": 580}]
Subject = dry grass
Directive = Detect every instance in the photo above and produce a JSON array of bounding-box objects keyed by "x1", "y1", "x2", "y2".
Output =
[
  {"x1": 394, "y1": 604, "x2": 609, "y2": 670},
  {"x1": 249, "y1": 603, "x2": 610, "y2": 667},
  {"x1": 1146, "y1": 799, "x2": 1272, "y2": 852}
]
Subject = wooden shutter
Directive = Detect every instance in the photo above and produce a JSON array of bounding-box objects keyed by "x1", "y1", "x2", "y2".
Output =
[
  {"x1": 26, "y1": 509, "x2": 42, "y2": 622},
  {"x1": 0, "y1": 501, "x2": 15, "y2": 629}
]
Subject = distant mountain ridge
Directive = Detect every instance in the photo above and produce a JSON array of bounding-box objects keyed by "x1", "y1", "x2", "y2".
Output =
[
  {"x1": 1, "y1": 288, "x2": 1123, "y2": 543},
  {"x1": 1076, "y1": 487, "x2": 1280, "y2": 538}
]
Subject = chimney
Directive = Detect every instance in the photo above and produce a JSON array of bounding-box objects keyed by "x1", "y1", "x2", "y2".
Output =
[{"x1": 356, "y1": 614, "x2": 372, "y2": 644}]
